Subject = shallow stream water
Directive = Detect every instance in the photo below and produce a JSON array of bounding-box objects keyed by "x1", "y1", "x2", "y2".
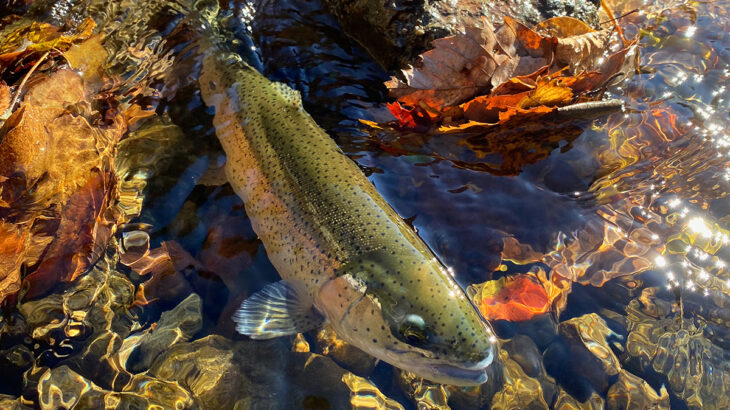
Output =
[{"x1": 1, "y1": 0, "x2": 729, "y2": 408}]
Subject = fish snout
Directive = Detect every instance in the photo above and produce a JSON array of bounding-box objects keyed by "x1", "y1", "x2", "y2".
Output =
[{"x1": 461, "y1": 351, "x2": 494, "y2": 371}]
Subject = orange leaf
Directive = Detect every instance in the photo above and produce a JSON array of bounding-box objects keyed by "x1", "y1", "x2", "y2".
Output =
[
  {"x1": 0, "y1": 221, "x2": 26, "y2": 305},
  {"x1": 498, "y1": 105, "x2": 555, "y2": 124},
  {"x1": 504, "y1": 16, "x2": 554, "y2": 58},
  {"x1": 386, "y1": 102, "x2": 438, "y2": 130},
  {"x1": 534, "y1": 16, "x2": 595, "y2": 37},
  {"x1": 470, "y1": 274, "x2": 550, "y2": 321},
  {"x1": 461, "y1": 92, "x2": 529, "y2": 123}
]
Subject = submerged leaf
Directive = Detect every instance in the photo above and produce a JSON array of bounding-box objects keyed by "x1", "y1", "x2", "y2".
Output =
[
  {"x1": 470, "y1": 274, "x2": 550, "y2": 322},
  {"x1": 21, "y1": 169, "x2": 117, "y2": 299},
  {"x1": 0, "y1": 221, "x2": 25, "y2": 305},
  {"x1": 0, "y1": 63, "x2": 125, "y2": 302},
  {"x1": 0, "y1": 17, "x2": 95, "y2": 66}
]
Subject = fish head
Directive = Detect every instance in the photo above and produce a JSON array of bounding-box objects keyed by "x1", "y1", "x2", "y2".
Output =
[{"x1": 318, "y1": 248, "x2": 498, "y2": 386}]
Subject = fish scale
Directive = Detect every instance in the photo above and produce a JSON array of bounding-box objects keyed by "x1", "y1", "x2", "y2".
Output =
[{"x1": 197, "y1": 21, "x2": 497, "y2": 386}]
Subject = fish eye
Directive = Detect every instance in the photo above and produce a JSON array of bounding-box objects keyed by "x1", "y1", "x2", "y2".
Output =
[{"x1": 400, "y1": 314, "x2": 428, "y2": 346}]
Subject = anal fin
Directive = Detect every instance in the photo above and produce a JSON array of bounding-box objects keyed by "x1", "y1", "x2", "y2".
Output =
[{"x1": 234, "y1": 280, "x2": 323, "y2": 339}]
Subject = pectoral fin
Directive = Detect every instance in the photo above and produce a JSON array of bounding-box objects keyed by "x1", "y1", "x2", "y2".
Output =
[{"x1": 233, "y1": 280, "x2": 323, "y2": 339}]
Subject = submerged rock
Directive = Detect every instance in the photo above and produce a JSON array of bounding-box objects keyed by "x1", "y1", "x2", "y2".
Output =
[
  {"x1": 316, "y1": 323, "x2": 378, "y2": 376},
  {"x1": 121, "y1": 293, "x2": 203, "y2": 373},
  {"x1": 625, "y1": 297, "x2": 730, "y2": 409},
  {"x1": 396, "y1": 369, "x2": 450, "y2": 409},
  {"x1": 148, "y1": 335, "x2": 353, "y2": 409},
  {"x1": 557, "y1": 313, "x2": 621, "y2": 394},
  {"x1": 342, "y1": 373, "x2": 405, "y2": 410},
  {"x1": 321, "y1": 0, "x2": 601, "y2": 70},
  {"x1": 553, "y1": 389, "x2": 604, "y2": 409},
  {"x1": 0, "y1": 395, "x2": 29, "y2": 410},
  {"x1": 606, "y1": 370, "x2": 669, "y2": 410},
  {"x1": 36, "y1": 365, "x2": 196, "y2": 409}
]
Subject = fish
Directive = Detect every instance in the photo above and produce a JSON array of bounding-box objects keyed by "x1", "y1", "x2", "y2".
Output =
[{"x1": 196, "y1": 18, "x2": 498, "y2": 386}]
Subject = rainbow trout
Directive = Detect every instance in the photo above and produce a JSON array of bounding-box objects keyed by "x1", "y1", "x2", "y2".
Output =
[{"x1": 197, "y1": 19, "x2": 497, "y2": 386}]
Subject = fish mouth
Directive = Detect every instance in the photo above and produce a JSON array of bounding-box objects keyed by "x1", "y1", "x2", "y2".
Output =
[{"x1": 428, "y1": 363, "x2": 489, "y2": 386}]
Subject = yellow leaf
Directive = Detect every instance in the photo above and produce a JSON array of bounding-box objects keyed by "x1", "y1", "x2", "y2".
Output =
[
  {"x1": 517, "y1": 79, "x2": 573, "y2": 109},
  {"x1": 534, "y1": 16, "x2": 595, "y2": 37},
  {"x1": 0, "y1": 17, "x2": 96, "y2": 65}
]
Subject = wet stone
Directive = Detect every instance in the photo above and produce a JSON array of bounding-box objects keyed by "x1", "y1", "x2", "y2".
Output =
[
  {"x1": 122, "y1": 293, "x2": 203, "y2": 373},
  {"x1": 148, "y1": 334, "x2": 353, "y2": 409},
  {"x1": 315, "y1": 323, "x2": 378, "y2": 376},
  {"x1": 447, "y1": 347, "x2": 549, "y2": 410},
  {"x1": 606, "y1": 370, "x2": 669, "y2": 410},
  {"x1": 556, "y1": 313, "x2": 621, "y2": 394},
  {"x1": 395, "y1": 369, "x2": 450, "y2": 409},
  {"x1": 502, "y1": 334, "x2": 544, "y2": 378},
  {"x1": 625, "y1": 297, "x2": 730, "y2": 409},
  {"x1": 553, "y1": 389, "x2": 604, "y2": 410},
  {"x1": 36, "y1": 365, "x2": 196, "y2": 409},
  {"x1": 0, "y1": 395, "x2": 28, "y2": 410},
  {"x1": 342, "y1": 373, "x2": 405, "y2": 410}
]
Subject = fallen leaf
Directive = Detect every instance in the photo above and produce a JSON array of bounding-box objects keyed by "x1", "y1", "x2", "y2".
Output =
[
  {"x1": 0, "y1": 82, "x2": 10, "y2": 115},
  {"x1": 21, "y1": 169, "x2": 116, "y2": 299},
  {"x1": 571, "y1": 39, "x2": 639, "y2": 92},
  {"x1": 461, "y1": 92, "x2": 529, "y2": 123},
  {"x1": 516, "y1": 78, "x2": 573, "y2": 109},
  {"x1": 0, "y1": 17, "x2": 95, "y2": 66},
  {"x1": 534, "y1": 16, "x2": 595, "y2": 37},
  {"x1": 385, "y1": 19, "x2": 516, "y2": 109},
  {"x1": 497, "y1": 104, "x2": 555, "y2": 123},
  {"x1": 504, "y1": 16, "x2": 555, "y2": 59},
  {"x1": 63, "y1": 34, "x2": 107, "y2": 90},
  {"x1": 387, "y1": 102, "x2": 438, "y2": 131},
  {"x1": 0, "y1": 221, "x2": 26, "y2": 305},
  {"x1": 469, "y1": 274, "x2": 550, "y2": 321},
  {"x1": 0, "y1": 64, "x2": 125, "y2": 302},
  {"x1": 555, "y1": 30, "x2": 609, "y2": 71}
]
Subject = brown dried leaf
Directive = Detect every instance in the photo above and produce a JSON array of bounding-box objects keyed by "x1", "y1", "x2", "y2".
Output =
[
  {"x1": 0, "y1": 65, "x2": 125, "y2": 302},
  {"x1": 571, "y1": 39, "x2": 639, "y2": 92},
  {"x1": 505, "y1": 15, "x2": 611, "y2": 73},
  {"x1": 555, "y1": 30, "x2": 610, "y2": 71},
  {"x1": 504, "y1": 16, "x2": 554, "y2": 59},
  {"x1": 0, "y1": 221, "x2": 26, "y2": 305},
  {"x1": 0, "y1": 104, "x2": 48, "y2": 183},
  {"x1": 21, "y1": 169, "x2": 116, "y2": 299},
  {"x1": 385, "y1": 19, "x2": 517, "y2": 109}
]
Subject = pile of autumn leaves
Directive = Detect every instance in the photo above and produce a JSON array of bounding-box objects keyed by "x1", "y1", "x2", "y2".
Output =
[
  {"x1": 372, "y1": 16, "x2": 637, "y2": 134},
  {"x1": 0, "y1": 18, "x2": 124, "y2": 305}
]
